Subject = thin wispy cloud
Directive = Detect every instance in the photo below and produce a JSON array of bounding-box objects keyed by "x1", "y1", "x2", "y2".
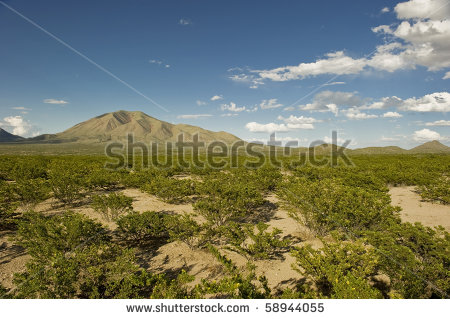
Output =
[
  {"x1": 149, "y1": 59, "x2": 170, "y2": 68},
  {"x1": 43, "y1": 99, "x2": 69, "y2": 105},
  {"x1": 210, "y1": 95, "x2": 223, "y2": 101},
  {"x1": 178, "y1": 18, "x2": 192, "y2": 25}
]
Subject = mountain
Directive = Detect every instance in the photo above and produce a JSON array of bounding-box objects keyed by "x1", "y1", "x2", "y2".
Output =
[
  {"x1": 408, "y1": 140, "x2": 450, "y2": 154},
  {"x1": 33, "y1": 110, "x2": 241, "y2": 144},
  {"x1": 0, "y1": 128, "x2": 24, "y2": 142},
  {"x1": 350, "y1": 146, "x2": 407, "y2": 155}
]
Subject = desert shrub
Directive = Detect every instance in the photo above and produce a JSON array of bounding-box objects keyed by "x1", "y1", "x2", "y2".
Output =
[
  {"x1": 194, "y1": 173, "x2": 265, "y2": 227},
  {"x1": 14, "y1": 211, "x2": 109, "y2": 262},
  {"x1": 417, "y1": 176, "x2": 450, "y2": 204},
  {"x1": 91, "y1": 192, "x2": 133, "y2": 221},
  {"x1": 141, "y1": 175, "x2": 196, "y2": 203},
  {"x1": 13, "y1": 241, "x2": 156, "y2": 299},
  {"x1": 165, "y1": 214, "x2": 202, "y2": 248},
  {"x1": 150, "y1": 270, "x2": 202, "y2": 299},
  {"x1": 223, "y1": 222, "x2": 290, "y2": 260},
  {"x1": 86, "y1": 166, "x2": 120, "y2": 190},
  {"x1": 12, "y1": 178, "x2": 50, "y2": 207},
  {"x1": 291, "y1": 238, "x2": 383, "y2": 299},
  {"x1": 48, "y1": 160, "x2": 88, "y2": 205},
  {"x1": 200, "y1": 245, "x2": 272, "y2": 298},
  {"x1": 363, "y1": 222, "x2": 450, "y2": 298},
  {"x1": 0, "y1": 181, "x2": 19, "y2": 230},
  {"x1": 116, "y1": 211, "x2": 169, "y2": 243},
  {"x1": 280, "y1": 177, "x2": 400, "y2": 235}
]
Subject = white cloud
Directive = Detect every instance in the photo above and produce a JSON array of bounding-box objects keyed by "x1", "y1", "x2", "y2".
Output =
[
  {"x1": 425, "y1": 120, "x2": 450, "y2": 126},
  {"x1": 178, "y1": 18, "x2": 192, "y2": 25},
  {"x1": 221, "y1": 113, "x2": 238, "y2": 117},
  {"x1": 381, "y1": 136, "x2": 401, "y2": 141},
  {"x1": 259, "y1": 98, "x2": 283, "y2": 109},
  {"x1": 382, "y1": 111, "x2": 403, "y2": 118},
  {"x1": 256, "y1": 51, "x2": 366, "y2": 82},
  {"x1": 149, "y1": 59, "x2": 170, "y2": 68},
  {"x1": 221, "y1": 102, "x2": 246, "y2": 112},
  {"x1": 245, "y1": 122, "x2": 290, "y2": 133},
  {"x1": 2, "y1": 116, "x2": 31, "y2": 136},
  {"x1": 395, "y1": 0, "x2": 450, "y2": 20},
  {"x1": 43, "y1": 99, "x2": 68, "y2": 105},
  {"x1": 229, "y1": 73, "x2": 264, "y2": 88},
  {"x1": 342, "y1": 108, "x2": 378, "y2": 119},
  {"x1": 413, "y1": 128, "x2": 443, "y2": 141},
  {"x1": 11, "y1": 106, "x2": 31, "y2": 111},
  {"x1": 322, "y1": 81, "x2": 346, "y2": 86},
  {"x1": 177, "y1": 114, "x2": 212, "y2": 119},
  {"x1": 210, "y1": 95, "x2": 223, "y2": 101},
  {"x1": 381, "y1": 7, "x2": 390, "y2": 13},
  {"x1": 277, "y1": 115, "x2": 321, "y2": 125},
  {"x1": 234, "y1": 0, "x2": 450, "y2": 85},
  {"x1": 443, "y1": 71, "x2": 450, "y2": 79},
  {"x1": 196, "y1": 100, "x2": 207, "y2": 106},
  {"x1": 400, "y1": 92, "x2": 450, "y2": 112},
  {"x1": 245, "y1": 120, "x2": 314, "y2": 133},
  {"x1": 299, "y1": 90, "x2": 364, "y2": 115}
]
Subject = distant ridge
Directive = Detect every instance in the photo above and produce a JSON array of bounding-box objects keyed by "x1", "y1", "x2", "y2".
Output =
[
  {"x1": 0, "y1": 128, "x2": 24, "y2": 142},
  {"x1": 351, "y1": 141, "x2": 450, "y2": 155},
  {"x1": 28, "y1": 110, "x2": 241, "y2": 144}
]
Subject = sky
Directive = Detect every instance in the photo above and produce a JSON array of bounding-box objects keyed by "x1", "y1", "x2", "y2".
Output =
[{"x1": 0, "y1": 0, "x2": 449, "y2": 148}]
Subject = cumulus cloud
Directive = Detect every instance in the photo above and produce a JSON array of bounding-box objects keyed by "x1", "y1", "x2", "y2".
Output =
[
  {"x1": 381, "y1": 7, "x2": 390, "y2": 13},
  {"x1": 210, "y1": 95, "x2": 223, "y2": 101},
  {"x1": 444, "y1": 71, "x2": 450, "y2": 79},
  {"x1": 229, "y1": 73, "x2": 264, "y2": 89},
  {"x1": 382, "y1": 111, "x2": 403, "y2": 118},
  {"x1": 277, "y1": 115, "x2": 321, "y2": 125},
  {"x1": 413, "y1": 128, "x2": 443, "y2": 141},
  {"x1": 177, "y1": 114, "x2": 212, "y2": 119},
  {"x1": 342, "y1": 108, "x2": 378, "y2": 119},
  {"x1": 11, "y1": 107, "x2": 31, "y2": 111},
  {"x1": 196, "y1": 100, "x2": 207, "y2": 106},
  {"x1": 245, "y1": 120, "x2": 314, "y2": 133},
  {"x1": 362, "y1": 92, "x2": 450, "y2": 112},
  {"x1": 299, "y1": 90, "x2": 364, "y2": 115},
  {"x1": 221, "y1": 113, "x2": 238, "y2": 117},
  {"x1": 43, "y1": 99, "x2": 68, "y2": 105},
  {"x1": 259, "y1": 99, "x2": 283, "y2": 109},
  {"x1": 2, "y1": 116, "x2": 31, "y2": 136},
  {"x1": 425, "y1": 120, "x2": 450, "y2": 126},
  {"x1": 221, "y1": 102, "x2": 246, "y2": 112},
  {"x1": 231, "y1": 0, "x2": 450, "y2": 86}
]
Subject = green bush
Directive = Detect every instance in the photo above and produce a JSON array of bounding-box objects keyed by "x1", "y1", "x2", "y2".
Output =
[
  {"x1": 165, "y1": 214, "x2": 202, "y2": 248},
  {"x1": 0, "y1": 181, "x2": 19, "y2": 230},
  {"x1": 116, "y1": 211, "x2": 169, "y2": 243},
  {"x1": 91, "y1": 192, "x2": 133, "y2": 221},
  {"x1": 280, "y1": 177, "x2": 400, "y2": 235},
  {"x1": 48, "y1": 160, "x2": 87, "y2": 205},
  {"x1": 194, "y1": 173, "x2": 265, "y2": 227},
  {"x1": 223, "y1": 222, "x2": 290, "y2": 260},
  {"x1": 363, "y1": 222, "x2": 450, "y2": 298},
  {"x1": 14, "y1": 211, "x2": 109, "y2": 262},
  {"x1": 417, "y1": 176, "x2": 450, "y2": 204},
  {"x1": 291, "y1": 238, "x2": 383, "y2": 299},
  {"x1": 141, "y1": 175, "x2": 196, "y2": 204}
]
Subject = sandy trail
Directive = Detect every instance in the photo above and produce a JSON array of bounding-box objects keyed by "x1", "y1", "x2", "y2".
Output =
[{"x1": 389, "y1": 186, "x2": 450, "y2": 230}]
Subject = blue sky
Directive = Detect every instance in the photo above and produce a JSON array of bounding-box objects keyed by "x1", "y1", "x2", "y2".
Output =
[{"x1": 0, "y1": 0, "x2": 449, "y2": 148}]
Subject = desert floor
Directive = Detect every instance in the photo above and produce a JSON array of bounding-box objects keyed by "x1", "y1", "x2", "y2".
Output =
[{"x1": 1, "y1": 186, "x2": 448, "y2": 292}]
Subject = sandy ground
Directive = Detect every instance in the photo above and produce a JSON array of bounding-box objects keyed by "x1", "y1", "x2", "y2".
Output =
[
  {"x1": 5, "y1": 185, "x2": 447, "y2": 294},
  {"x1": 389, "y1": 186, "x2": 450, "y2": 231}
]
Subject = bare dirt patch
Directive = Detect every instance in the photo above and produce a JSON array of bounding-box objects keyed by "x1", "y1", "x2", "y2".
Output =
[{"x1": 389, "y1": 186, "x2": 450, "y2": 230}]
